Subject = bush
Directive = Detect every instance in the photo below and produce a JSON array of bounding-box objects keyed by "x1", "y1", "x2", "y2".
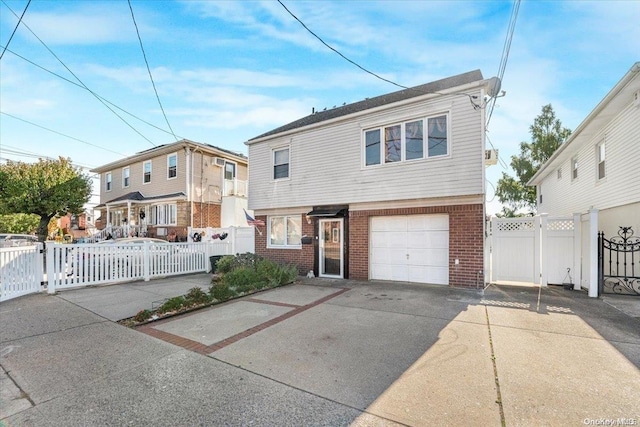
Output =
[
  {"x1": 224, "y1": 266, "x2": 262, "y2": 294},
  {"x1": 133, "y1": 309, "x2": 152, "y2": 322},
  {"x1": 215, "y1": 255, "x2": 237, "y2": 274},
  {"x1": 185, "y1": 287, "x2": 210, "y2": 306},
  {"x1": 158, "y1": 296, "x2": 186, "y2": 314},
  {"x1": 210, "y1": 282, "x2": 236, "y2": 302}
]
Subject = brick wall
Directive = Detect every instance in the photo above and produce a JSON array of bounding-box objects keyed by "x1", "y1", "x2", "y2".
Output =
[
  {"x1": 349, "y1": 204, "x2": 484, "y2": 288},
  {"x1": 192, "y1": 202, "x2": 221, "y2": 228},
  {"x1": 254, "y1": 214, "x2": 315, "y2": 275}
]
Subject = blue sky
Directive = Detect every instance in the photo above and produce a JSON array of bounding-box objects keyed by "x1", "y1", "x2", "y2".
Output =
[{"x1": 1, "y1": 0, "x2": 638, "y2": 213}]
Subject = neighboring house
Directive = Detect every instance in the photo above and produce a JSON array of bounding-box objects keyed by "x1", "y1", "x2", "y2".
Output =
[
  {"x1": 528, "y1": 62, "x2": 640, "y2": 238},
  {"x1": 246, "y1": 70, "x2": 492, "y2": 287},
  {"x1": 91, "y1": 139, "x2": 248, "y2": 241}
]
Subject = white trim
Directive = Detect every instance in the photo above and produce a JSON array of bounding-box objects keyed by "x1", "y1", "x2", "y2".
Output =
[
  {"x1": 350, "y1": 195, "x2": 483, "y2": 211},
  {"x1": 266, "y1": 214, "x2": 302, "y2": 249},
  {"x1": 319, "y1": 218, "x2": 343, "y2": 278},
  {"x1": 272, "y1": 146, "x2": 291, "y2": 181}
]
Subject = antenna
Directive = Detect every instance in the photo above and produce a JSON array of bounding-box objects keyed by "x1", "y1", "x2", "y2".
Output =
[{"x1": 487, "y1": 76, "x2": 502, "y2": 98}]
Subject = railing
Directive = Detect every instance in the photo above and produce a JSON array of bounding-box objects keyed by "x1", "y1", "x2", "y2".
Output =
[
  {"x1": 46, "y1": 240, "x2": 235, "y2": 293},
  {"x1": 599, "y1": 227, "x2": 640, "y2": 295},
  {"x1": 0, "y1": 243, "x2": 43, "y2": 302},
  {"x1": 89, "y1": 225, "x2": 148, "y2": 242},
  {"x1": 223, "y1": 179, "x2": 247, "y2": 197}
]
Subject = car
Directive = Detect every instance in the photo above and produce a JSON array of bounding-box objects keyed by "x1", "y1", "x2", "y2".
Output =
[{"x1": 0, "y1": 234, "x2": 39, "y2": 248}]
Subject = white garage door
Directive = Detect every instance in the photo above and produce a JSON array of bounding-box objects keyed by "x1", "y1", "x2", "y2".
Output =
[{"x1": 370, "y1": 214, "x2": 449, "y2": 285}]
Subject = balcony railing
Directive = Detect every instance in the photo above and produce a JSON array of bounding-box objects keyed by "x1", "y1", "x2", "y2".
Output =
[{"x1": 223, "y1": 179, "x2": 247, "y2": 197}]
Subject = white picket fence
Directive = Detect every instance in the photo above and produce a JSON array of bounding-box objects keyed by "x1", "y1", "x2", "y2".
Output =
[
  {"x1": 0, "y1": 244, "x2": 44, "y2": 302},
  {"x1": 0, "y1": 227, "x2": 256, "y2": 301}
]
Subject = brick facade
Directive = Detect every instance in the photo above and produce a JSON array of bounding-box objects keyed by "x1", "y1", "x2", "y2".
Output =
[
  {"x1": 192, "y1": 202, "x2": 222, "y2": 228},
  {"x1": 255, "y1": 203, "x2": 484, "y2": 288}
]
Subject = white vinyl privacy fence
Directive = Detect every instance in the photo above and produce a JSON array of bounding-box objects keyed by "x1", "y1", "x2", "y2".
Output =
[{"x1": 0, "y1": 244, "x2": 44, "y2": 302}]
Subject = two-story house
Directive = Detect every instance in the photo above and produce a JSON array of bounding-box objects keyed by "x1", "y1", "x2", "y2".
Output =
[
  {"x1": 528, "y1": 62, "x2": 640, "y2": 238},
  {"x1": 246, "y1": 70, "x2": 491, "y2": 287},
  {"x1": 92, "y1": 139, "x2": 248, "y2": 241}
]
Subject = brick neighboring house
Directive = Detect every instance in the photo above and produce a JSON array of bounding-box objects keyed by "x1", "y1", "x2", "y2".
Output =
[
  {"x1": 246, "y1": 70, "x2": 491, "y2": 287},
  {"x1": 91, "y1": 139, "x2": 248, "y2": 241}
]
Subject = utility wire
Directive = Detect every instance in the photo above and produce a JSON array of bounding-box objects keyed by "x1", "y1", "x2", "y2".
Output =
[
  {"x1": 127, "y1": 0, "x2": 178, "y2": 141},
  {"x1": 487, "y1": 0, "x2": 520, "y2": 128},
  {"x1": 277, "y1": 0, "x2": 408, "y2": 90},
  {"x1": 1, "y1": 111, "x2": 128, "y2": 157},
  {"x1": 0, "y1": 0, "x2": 30, "y2": 61},
  {"x1": 1, "y1": 0, "x2": 156, "y2": 147},
  {"x1": 2, "y1": 46, "x2": 184, "y2": 140}
]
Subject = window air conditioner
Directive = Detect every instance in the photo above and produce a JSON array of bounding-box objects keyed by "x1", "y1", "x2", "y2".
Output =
[
  {"x1": 485, "y1": 149, "x2": 498, "y2": 166},
  {"x1": 213, "y1": 157, "x2": 225, "y2": 167}
]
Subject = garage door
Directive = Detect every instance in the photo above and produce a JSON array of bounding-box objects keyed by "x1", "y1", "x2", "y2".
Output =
[{"x1": 370, "y1": 214, "x2": 449, "y2": 285}]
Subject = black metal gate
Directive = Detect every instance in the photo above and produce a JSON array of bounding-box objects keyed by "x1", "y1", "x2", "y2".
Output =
[{"x1": 598, "y1": 227, "x2": 640, "y2": 296}]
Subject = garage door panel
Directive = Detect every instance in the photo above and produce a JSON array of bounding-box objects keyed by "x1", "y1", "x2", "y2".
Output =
[
  {"x1": 406, "y1": 231, "x2": 449, "y2": 249},
  {"x1": 370, "y1": 214, "x2": 449, "y2": 285}
]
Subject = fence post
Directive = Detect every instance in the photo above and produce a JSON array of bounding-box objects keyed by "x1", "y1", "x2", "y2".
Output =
[
  {"x1": 46, "y1": 242, "x2": 56, "y2": 294},
  {"x1": 533, "y1": 215, "x2": 541, "y2": 284},
  {"x1": 588, "y1": 209, "x2": 599, "y2": 298},
  {"x1": 489, "y1": 217, "x2": 496, "y2": 283},
  {"x1": 229, "y1": 226, "x2": 236, "y2": 255},
  {"x1": 143, "y1": 241, "x2": 150, "y2": 282},
  {"x1": 573, "y1": 213, "x2": 582, "y2": 290},
  {"x1": 540, "y1": 214, "x2": 548, "y2": 286}
]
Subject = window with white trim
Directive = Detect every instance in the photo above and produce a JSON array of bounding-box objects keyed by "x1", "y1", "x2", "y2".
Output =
[
  {"x1": 364, "y1": 113, "x2": 448, "y2": 166},
  {"x1": 597, "y1": 141, "x2": 605, "y2": 180},
  {"x1": 571, "y1": 157, "x2": 578, "y2": 180},
  {"x1": 268, "y1": 215, "x2": 301, "y2": 247},
  {"x1": 167, "y1": 153, "x2": 177, "y2": 179},
  {"x1": 143, "y1": 160, "x2": 152, "y2": 184},
  {"x1": 224, "y1": 161, "x2": 236, "y2": 180},
  {"x1": 122, "y1": 167, "x2": 130, "y2": 188},
  {"x1": 105, "y1": 172, "x2": 112, "y2": 191},
  {"x1": 150, "y1": 203, "x2": 177, "y2": 225},
  {"x1": 273, "y1": 147, "x2": 289, "y2": 179}
]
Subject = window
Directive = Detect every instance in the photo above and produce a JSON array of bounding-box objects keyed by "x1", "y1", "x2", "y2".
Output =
[
  {"x1": 268, "y1": 215, "x2": 302, "y2": 247},
  {"x1": 557, "y1": 168, "x2": 562, "y2": 180},
  {"x1": 122, "y1": 167, "x2": 130, "y2": 188},
  {"x1": 597, "y1": 142, "x2": 606, "y2": 180},
  {"x1": 143, "y1": 160, "x2": 152, "y2": 184},
  {"x1": 167, "y1": 153, "x2": 177, "y2": 179},
  {"x1": 224, "y1": 161, "x2": 236, "y2": 180},
  {"x1": 571, "y1": 157, "x2": 578, "y2": 180},
  {"x1": 363, "y1": 113, "x2": 448, "y2": 167},
  {"x1": 105, "y1": 172, "x2": 112, "y2": 191},
  {"x1": 273, "y1": 147, "x2": 289, "y2": 179},
  {"x1": 150, "y1": 203, "x2": 177, "y2": 225}
]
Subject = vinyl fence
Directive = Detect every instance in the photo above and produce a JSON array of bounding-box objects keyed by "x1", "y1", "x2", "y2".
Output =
[{"x1": 0, "y1": 243, "x2": 44, "y2": 302}]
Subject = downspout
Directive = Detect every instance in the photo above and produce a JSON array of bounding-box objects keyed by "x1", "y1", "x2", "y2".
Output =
[{"x1": 185, "y1": 146, "x2": 192, "y2": 229}]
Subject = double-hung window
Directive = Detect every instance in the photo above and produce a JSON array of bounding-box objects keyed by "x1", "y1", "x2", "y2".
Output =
[
  {"x1": 364, "y1": 113, "x2": 449, "y2": 166},
  {"x1": 122, "y1": 167, "x2": 130, "y2": 188},
  {"x1": 273, "y1": 147, "x2": 289, "y2": 179},
  {"x1": 167, "y1": 153, "x2": 177, "y2": 179},
  {"x1": 268, "y1": 215, "x2": 301, "y2": 248},
  {"x1": 105, "y1": 172, "x2": 112, "y2": 191},
  {"x1": 143, "y1": 160, "x2": 152, "y2": 184},
  {"x1": 150, "y1": 203, "x2": 177, "y2": 225},
  {"x1": 571, "y1": 157, "x2": 579, "y2": 181}
]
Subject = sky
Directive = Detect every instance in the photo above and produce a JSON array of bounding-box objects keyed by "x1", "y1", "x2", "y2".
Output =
[{"x1": 1, "y1": 0, "x2": 638, "y2": 214}]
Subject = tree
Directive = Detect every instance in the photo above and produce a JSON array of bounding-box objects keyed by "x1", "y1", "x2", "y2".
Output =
[
  {"x1": 0, "y1": 157, "x2": 92, "y2": 241},
  {"x1": 496, "y1": 104, "x2": 571, "y2": 215},
  {"x1": 0, "y1": 213, "x2": 40, "y2": 234}
]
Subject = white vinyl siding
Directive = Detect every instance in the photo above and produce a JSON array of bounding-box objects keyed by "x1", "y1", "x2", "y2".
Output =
[
  {"x1": 248, "y1": 93, "x2": 484, "y2": 210},
  {"x1": 537, "y1": 103, "x2": 640, "y2": 215}
]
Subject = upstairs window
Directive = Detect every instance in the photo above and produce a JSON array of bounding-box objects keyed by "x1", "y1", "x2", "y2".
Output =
[
  {"x1": 571, "y1": 157, "x2": 578, "y2": 180},
  {"x1": 167, "y1": 153, "x2": 177, "y2": 179},
  {"x1": 105, "y1": 172, "x2": 112, "y2": 191},
  {"x1": 597, "y1": 142, "x2": 606, "y2": 180},
  {"x1": 364, "y1": 113, "x2": 449, "y2": 167},
  {"x1": 122, "y1": 167, "x2": 130, "y2": 188},
  {"x1": 143, "y1": 160, "x2": 152, "y2": 184},
  {"x1": 273, "y1": 147, "x2": 289, "y2": 179}
]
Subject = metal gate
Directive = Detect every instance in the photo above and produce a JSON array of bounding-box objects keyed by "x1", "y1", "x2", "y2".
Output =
[{"x1": 598, "y1": 227, "x2": 640, "y2": 296}]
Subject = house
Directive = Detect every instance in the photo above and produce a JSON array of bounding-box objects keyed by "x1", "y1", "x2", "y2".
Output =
[
  {"x1": 91, "y1": 139, "x2": 248, "y2": 241},
  {"x1": 528, "y1": 62, "x2": 640, "y2": 239},
  {"x1": 245, "y1": 70, "x2": 493, "y2": 287}
]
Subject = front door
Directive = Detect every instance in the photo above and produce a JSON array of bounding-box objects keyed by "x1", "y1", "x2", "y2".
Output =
[{"x1": 319, "y1": 218, "x2": 343, "y2": 278}]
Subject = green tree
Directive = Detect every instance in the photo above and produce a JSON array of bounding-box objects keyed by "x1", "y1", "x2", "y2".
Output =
[
  {"x1": 0, "y1": 213, "x2": 40, "y2": 234},
  {"x1": 496, "y1": 104, "x2": 571, "y2": 215},
  {"x1": 0, "y1": 157, "x2": 92, "y2": 241}
]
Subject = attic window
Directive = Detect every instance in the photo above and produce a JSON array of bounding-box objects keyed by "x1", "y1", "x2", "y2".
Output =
[
  {"x1": 557, "y1": 169, "x2": 562, "y2": 180},
  {"x1": 597, "y1": 142, "x2": 606, "y2": 180},
  {"x1": 571, "y1": 157, "x2": 578, "y2": 181}
]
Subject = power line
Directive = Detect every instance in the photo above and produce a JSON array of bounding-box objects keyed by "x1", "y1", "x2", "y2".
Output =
[
  {"x1": 0, "y1": 0, "x2": 30, "y2": 61},
  {"x1": 487, "y1": 0, "x2": 520, "y2": 128},
  {"x1": 1, "y1": 0, "x2": 157, "y2": 147},
  {"x1": 1, "y1": 46, "x2": 185, "y2": 140},
  {"x1": 1, "y1": 111, "x2": 128, "y2": 157},
  {"x1": 127, "y1": 0, "x2": 178, "y2": 141},
  {"x1": 277, "y1": 0, "x2": 408, "y2": 90}
]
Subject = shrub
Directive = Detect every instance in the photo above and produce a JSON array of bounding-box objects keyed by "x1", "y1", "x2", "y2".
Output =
[
  {"x1": 133, "y1": 309, "x2": 152, "y2": 322},
  {"x1": 215, "y1": 255, "x2": 237, "y2": 274},
  {"x1": 158, "y1": 296, "x2": 186, "y2": 314},
  {"x1": 210, "y1": 282, "x2": 236, "y2": 302},
  {"x1": 224, "y1": 266, "x2": 261, "y2": 294},
  {"x1": 185, "y1": 287, "x2": 210, "y2": 306}
]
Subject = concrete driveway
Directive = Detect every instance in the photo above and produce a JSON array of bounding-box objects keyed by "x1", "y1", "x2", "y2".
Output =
[{"x1": 2, "y1": 276, "x2": 639, "y2": 426}]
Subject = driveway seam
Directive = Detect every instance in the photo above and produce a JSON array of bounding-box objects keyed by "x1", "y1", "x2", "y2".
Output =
[{"x1": 137, "y1": 288, "x2": 350, "y2": 354}]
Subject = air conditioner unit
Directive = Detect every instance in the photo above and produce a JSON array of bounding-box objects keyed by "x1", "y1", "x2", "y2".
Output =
[
  {"x1": 212, "y1": 157, "x2": 225, "y2": 167},
  {"x1": 485, "y1": 149, "x2": 498, "y2": 166}
]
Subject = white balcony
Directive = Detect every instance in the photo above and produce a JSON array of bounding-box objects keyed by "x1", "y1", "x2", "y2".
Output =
[{"x1": 223, "y1": 179, "x2": 247, "y2": 197}]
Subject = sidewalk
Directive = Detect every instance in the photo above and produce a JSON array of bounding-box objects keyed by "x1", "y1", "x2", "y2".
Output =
[{"x1": 1, "y1": 276, "x2": 639, "y2": 426}]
